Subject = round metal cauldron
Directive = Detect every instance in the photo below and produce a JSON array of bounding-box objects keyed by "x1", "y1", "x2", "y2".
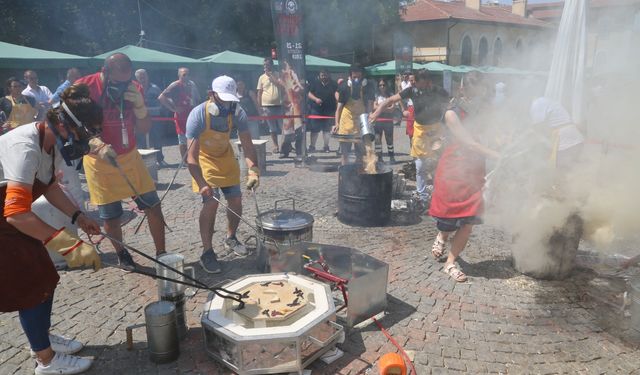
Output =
[
  {"x1": 256, "y1": 198, "x2": 314, "y2": 272},
  {"x1": 144, "y1": 301, "x2": 180, "y2": 364},
  {"x1": 338, "y1": 163, "x2": 392, "y2": 227}
]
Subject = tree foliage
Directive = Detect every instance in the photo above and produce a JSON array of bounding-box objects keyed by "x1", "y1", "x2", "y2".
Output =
[{"x1": 0, "y1": 0, "x2": 399, "y2": 63}]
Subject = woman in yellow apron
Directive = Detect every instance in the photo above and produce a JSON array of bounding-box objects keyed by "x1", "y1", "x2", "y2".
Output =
[
  {"x1": 333, "y1": 65, "x2": 372, "y2": 166},
  {"x1": 186, "y1": 76, "x2": 259, "y2": 274},
  {"x1": 1, "y1": 77, "x2": 38, "y2": 130}
]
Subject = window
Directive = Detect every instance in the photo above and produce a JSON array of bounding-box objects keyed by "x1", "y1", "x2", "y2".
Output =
[
  {"x1": 478, "y1": 37, "x2": 488, "y2": 66},
  {"x1": 461, "y1": 36, "x2": 473, "y2": 66},
  {"x1": 493, "y1": 37, "x2": 503, "y2": 66}
]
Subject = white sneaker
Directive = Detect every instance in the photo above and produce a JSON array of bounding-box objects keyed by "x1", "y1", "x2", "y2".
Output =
[
  {"x1": 35, "y1": 353, "x2": 92, "y2": 375},
  {"x1": 30, "y1": 334, "x2": 83, "y2": 358}
]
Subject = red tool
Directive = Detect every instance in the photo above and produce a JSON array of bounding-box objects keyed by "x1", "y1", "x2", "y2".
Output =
[{"x1": 302, "y1": 255, "x2": 349, "y2": 312}]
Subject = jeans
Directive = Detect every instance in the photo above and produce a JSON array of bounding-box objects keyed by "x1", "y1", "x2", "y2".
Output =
[
  {"x1": 415, "y1": 157, "x2": 437, "y2": 202},
  {"x1": 19, "y1": 295, "x2": 54, "y2": 351}
]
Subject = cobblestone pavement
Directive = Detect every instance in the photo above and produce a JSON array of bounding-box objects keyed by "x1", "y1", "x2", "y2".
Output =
[{"x1": 2, "y1": 128, "x2": 640, "y2": 374}]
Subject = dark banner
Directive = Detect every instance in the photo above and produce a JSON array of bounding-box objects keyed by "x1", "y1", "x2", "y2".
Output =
[
  {"x1": 271, "y1": 0, "x2": 306, "y2": 135},
  {"x1": 394, "y1": 31, "x2": 413, "y2": 76}
]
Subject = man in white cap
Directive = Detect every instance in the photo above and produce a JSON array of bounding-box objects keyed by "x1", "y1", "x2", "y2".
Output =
[{"x1": 186, "y1": 76, "x2": 260, "y2": 273}]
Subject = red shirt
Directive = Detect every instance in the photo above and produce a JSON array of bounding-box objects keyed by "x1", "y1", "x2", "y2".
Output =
[{"x1": 76, "y1": 72, "x2": 144, "y2": 155}]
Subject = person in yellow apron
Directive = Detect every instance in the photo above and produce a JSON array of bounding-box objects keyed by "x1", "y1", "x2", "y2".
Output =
[
  {"x1": 332, "y1": 64, "x2": 374, "y2": 166},
  {"x1": 76, "y1": 53, "x2": 165, "y2": 269},
  {"x1": 370, "y1": 70, "x2": 450, "y2": 206},
  {"x1": 186, "y1": 76, "x2": 260, "y2": 274},
  {"x1": 0, "y1": 77, "x2": 38, "y2": 130}
]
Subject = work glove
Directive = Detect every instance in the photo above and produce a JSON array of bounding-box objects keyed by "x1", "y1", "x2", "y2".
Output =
[
  {"x1": 123, "y1": 83, "x2": 148, "y2": 119},
  {"x1": 44, "y1": 228, "x2": 102, "y2": 271},
  {"x1": 88, "y1": 137, "x2": 117, "y2": 162},
  {"x1": 246, "y1": 166, "x2": 260, "y2": 190}
]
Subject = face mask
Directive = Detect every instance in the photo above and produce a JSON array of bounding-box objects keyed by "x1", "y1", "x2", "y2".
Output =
[
  {"x1": 106, "y1": 79, "x2": 131, "y2": 103},
  {"x1": 56, "y1": 134, "x2": 90, "y2": 166},
  {"x1": 209, "y1": 100, "x2": 237, "y2": 117}
]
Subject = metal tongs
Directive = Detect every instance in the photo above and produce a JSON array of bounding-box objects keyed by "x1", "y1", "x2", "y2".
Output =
[{"x1": 95, "y1": 231, "x2": 246, "y2": 309}]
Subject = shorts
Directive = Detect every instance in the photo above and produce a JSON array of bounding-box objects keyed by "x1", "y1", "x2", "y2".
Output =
[
  {"x1": 201, "y1": 184, "x2": 242, "y2": 203},
  {"x1": 262, "y1": 106, "x2": 283, "y2": 135},
  {"x1": 177, "y1": 133, "x2": 187, "y2": 145},
  {"x1": 98, "y1": 190, "x2": 160, "y2": 220},
  {"x1": 433, "y1": 216, "x2": 482, "y2": 232},
  {"x1": 308, "y1": 118, "x2": 332, "y2": 133}
]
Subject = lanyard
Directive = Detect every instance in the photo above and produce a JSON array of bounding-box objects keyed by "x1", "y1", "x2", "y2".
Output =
[{"x1": 118, "y1": 97, "x2": 129, "y2": 148}]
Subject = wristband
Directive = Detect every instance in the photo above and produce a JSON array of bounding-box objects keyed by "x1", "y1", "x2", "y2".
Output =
[{"x1": 71, "y1": 210, "x2": 83, "y2": 225}]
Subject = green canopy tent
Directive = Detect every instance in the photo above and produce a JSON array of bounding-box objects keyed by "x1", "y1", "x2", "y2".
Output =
[
  {"x1": 93, "y1": 45, "x2": 204, "y2": 69},
  {"x1": 365, "y1": 60, "x2": 426, "y2": 76},
  {"x1": 298, "y1": 55, "x2": 349, "y2": 72},
  {"x1": 200, "y1": 50, "x2": 264, "y2": 71},
  {"x1": 0, "y1": 41, "x2": 90, "y2": 69}
]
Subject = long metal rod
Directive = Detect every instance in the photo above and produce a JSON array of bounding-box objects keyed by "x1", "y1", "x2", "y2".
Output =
[{"x1": 98, "y1": 231, "x2": 245, "y2": 306}]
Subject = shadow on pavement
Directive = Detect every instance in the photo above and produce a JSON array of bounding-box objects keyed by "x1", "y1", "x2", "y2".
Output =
[
  {"x1": 155, "y1": 182, "x2": 184, "y2": 191},
  {"x1": 457, "y1": 257, "x2": 519, "y2": 280}
]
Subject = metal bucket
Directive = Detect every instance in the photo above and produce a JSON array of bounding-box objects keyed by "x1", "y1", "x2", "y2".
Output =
[
  {"x1": 255, "y1": 198, "x2": 314, "y2": 272},
  {"x1": 138, "y1": 149, "x2": 159, "y2": 182},
  {"x1": 144, "y1": 301, "x2": 180, "y2": 363},
  {"x1": 359, "y1": 113, "x2": 375, "y2": 142},
  {"x1": 630, "y1": 278, "x2": 640, "y2": 331},
  {"x1": 161, "y1": 293, "x2": 187, "y2": 340}
]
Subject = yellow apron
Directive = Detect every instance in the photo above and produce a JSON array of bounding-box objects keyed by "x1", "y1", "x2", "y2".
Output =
[
  {"x1": 191, "y1": 101, "x2": 240, "y2": 191},
  {"x1": 84, "y1": 149, "x2": 156, "y2": 205},
  {"x1": 410, "y1": 120, "x2": 442, "y2": 158},
  {"x1": 5, "y1": 96, "x2": 37, "y2": 128},
  {"x1": 338, "y1": 94, "x2": 365, "y2": 136}
]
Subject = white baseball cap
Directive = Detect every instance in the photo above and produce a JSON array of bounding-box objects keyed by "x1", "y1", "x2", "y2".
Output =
[{"x1": 211, "y1": 75, "x2": 239, "y2": 102}]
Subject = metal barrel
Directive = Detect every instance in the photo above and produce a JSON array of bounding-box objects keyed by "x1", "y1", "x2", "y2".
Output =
[
  {"x1": 161, "y1": 293, "x2": 187, "y2": 340},
  {"x1": 337, "y1": 164, "x2": 392, "y2": 227},
  {"x1": 631, "y1": 278, "x2": 640, "y2": 331},
  {"x1": 144, "y1": 301, "x2": 180, "y2": 363},
  {"x1": 359, "y1": 113, "x2": 375, "y2": 142}
]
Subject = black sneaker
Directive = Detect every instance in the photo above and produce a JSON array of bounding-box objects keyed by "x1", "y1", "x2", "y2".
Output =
[
  {"x1": 308, "y1": 145, "x2": 316, "y2": 153},
  {"x1": 323, "y1": 146, "x2": 330, "y2": 153},
  {"x1": 389, "y1": 155, "x2": 396, "y2": 163},
  {"x1": 117, "y1": 249, "x2": 136, "y2": 270},
  {"x1": 200, "y1": 249, "x2": 222, "y2": 274}
]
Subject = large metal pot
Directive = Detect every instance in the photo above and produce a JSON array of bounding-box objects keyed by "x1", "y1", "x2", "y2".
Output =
[{"x1": 255, "y1": 198, "x2": 314, "y2": 272}]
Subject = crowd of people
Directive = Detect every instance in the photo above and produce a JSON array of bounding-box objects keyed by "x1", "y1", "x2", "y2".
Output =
[{"x1": 0, "y1": 50, "x2": 585, "y2": 374}]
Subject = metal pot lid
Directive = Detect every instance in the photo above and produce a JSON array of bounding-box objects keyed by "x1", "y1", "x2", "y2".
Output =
[{"x1": 256, "y1": 209, "x2": 314, "y2": 231}]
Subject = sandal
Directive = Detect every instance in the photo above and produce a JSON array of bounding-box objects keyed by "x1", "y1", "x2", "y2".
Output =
[
  {"x1": 444, "y1": 263, "x2": 467, "y2": 282},
  {"x1": 431, "y1": 238, "x2": 446, "y2": 259}
]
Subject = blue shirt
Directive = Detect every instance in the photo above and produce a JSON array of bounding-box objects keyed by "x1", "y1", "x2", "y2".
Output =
[
  {"x1": 186, "y1": 101, "x2": 248, "y2": 139},
  {"x1": 50, "y1": 80, "x2": 71, "y2": 104}
]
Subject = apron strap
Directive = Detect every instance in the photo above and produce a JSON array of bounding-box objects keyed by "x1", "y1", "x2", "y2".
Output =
[{"x1": 36, "y1": 122, "x2": 56, "y2": 185}]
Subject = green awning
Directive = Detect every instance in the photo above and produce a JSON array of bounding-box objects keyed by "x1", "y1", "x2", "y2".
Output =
[
  {"x1": 201, "y1": 50, "x2": 349, "y2": 73},
  {"x1": 0, "y1": 41, "x2": 90, "y2": 69},
  {"x1": 200, "y1": 50, "x2": 264, "y2": 71},
  {"x1": 302, "y1": 55, "x2": 349, "y2": 72},
  {"x1": 365, "y1": 60, "x2": 425, "y2": 76},
  {"x1": 93, "y1": 45, "x2": 203, "y2": 69}
]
